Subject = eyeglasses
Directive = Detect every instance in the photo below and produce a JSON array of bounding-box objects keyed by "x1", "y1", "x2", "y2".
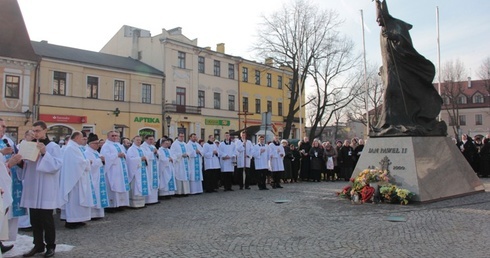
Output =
[{"x1": 33, "y1": 129, "x2": 44, "y2": 133}]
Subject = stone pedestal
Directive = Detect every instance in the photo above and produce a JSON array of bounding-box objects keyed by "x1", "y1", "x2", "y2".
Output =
[{"x1": 353, "y1": 137, "x2": 484, "y2": 202}]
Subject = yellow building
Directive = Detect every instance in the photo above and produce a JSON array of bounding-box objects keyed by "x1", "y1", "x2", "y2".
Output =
[
  {"x1": 32, "y1": 41, "x2": 165, "y2": 142},
  {"x1": 237, "y1": 58, "x2": 301, "y2": 140},
  {"x1": 0, "y1": 0, "x2": 39, "y2": 143}
]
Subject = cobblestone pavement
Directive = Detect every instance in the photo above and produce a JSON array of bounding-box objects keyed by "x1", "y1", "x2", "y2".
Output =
[{"x1": 14, "y1": 178, "x2": 490, "y2": 258}]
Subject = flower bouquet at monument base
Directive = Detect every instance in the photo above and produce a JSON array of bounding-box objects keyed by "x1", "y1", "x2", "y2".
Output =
[{"x1": 337, "y1": 168, "x2": 414, "y2": 205}]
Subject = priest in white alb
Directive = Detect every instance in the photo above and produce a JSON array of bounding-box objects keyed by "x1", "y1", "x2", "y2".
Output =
[
  {"x1": 157, "y1": 139, "x2": 176, "y2": 197},
  {"x1": 170, "y1": 133, "x2": 191, "y2": 196},
  {"x1": 187, "y1": 133, "x2": 203, "y2": 194},
  {"x1": 126, "y1": 136, "x2": 149, "y2": 208},
  {"x1": 219, "y1": 132, "x2": 236, "y2": 191},
  {"x1": 141, "y1": 135, "x2": 159, "y2": 204},
  {"x1": 100, "y1": 131, "x2": 130, "y2": 209},
  {"x1": 85, "y1": 133, "x2": 109, "y2": 219},
  {"x1": 59, "y1": 131, "x2": 95, "y2": 229},
  {"x1": 268, "y1": 135, "x2": 285, "y2": 189}
]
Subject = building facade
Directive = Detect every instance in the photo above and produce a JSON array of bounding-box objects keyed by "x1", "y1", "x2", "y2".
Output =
[
  {"x1": 439, "y1": 79, "x2": 490, "y2": 138},
  {"x1": 101, "y1": 26, "x2": 301, "y2": 141},
  {"x1": 32, "y1": 41, "x2": 165, "y2": 142},
  {"x1": 0, "y1": 0, "x2": 39, "y2": 143}
]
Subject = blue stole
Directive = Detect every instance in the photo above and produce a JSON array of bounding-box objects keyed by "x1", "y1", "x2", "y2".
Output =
[
  {"x1": 93, "y1": 151, "x2": 109, "y2": 208},
  {"x1": 80, "y1": 147, "x2": 97, "y2": 206},
  {"x1": 190, "y1": 142, "x2": 201, "y2": 181},
  {"x1": 149, "y1": 146, "x2": 159, "y2": 189},
  {"x1": 0, "y1": 141, "x2": 26, "y2": 217},
  {"x1": 179, "y1": 142, "x2": 189, "y2": 179},
  {"x1": 163, "y1": 148, "x2": 176, "y2": 191},
  {"x1": 136, "y1": 148, "x2": 149, "y2": 196},
  {"x1": 113, "y1": 144, "x2": 130, "y2": 191}
]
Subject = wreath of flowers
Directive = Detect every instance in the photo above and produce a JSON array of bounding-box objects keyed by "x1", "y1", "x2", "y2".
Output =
[{"x1": 337, "y1": 168, "x2": 414, "y2": 205}]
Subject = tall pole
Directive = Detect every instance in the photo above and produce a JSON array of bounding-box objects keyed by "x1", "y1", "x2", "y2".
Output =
[
  {"x1": 361, "y1": 9, "x2": 369, "y2": 137},
  {"x1": 436, "y1": 6, "x2": 442, "y2": 121}
]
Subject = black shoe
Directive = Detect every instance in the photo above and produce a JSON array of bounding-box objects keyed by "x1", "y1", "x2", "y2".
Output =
[
  {"x1": 65, "y1": 222, "x2": 85, "y2": 229},
  {"x1": 23, "y1": 246, "x2": 45, "y2": 257},
  {"x1": 44, "y1": 248, "x2": 55, "y2": 257},
  {"x1": 245, "y1": 187, "x2": 251, "y2": 190},
  {"x1": 276, "y1": 185, "x2": 283, "y2": 188},
  {"x1": 1, "y1": 243, "x2": 13, "y2": 254}
]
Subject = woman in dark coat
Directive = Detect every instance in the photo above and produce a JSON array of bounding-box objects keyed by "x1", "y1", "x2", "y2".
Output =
[
  {"x1": 339, "y1": 139, "x2": 355, "y2": 181},
  {"x1": 290, "y1": 144, "x2": 301, "y2": 183},
  {"x1": 479, "y1": 138, "x2": 490, "y2": 177},
  {"x1": 323, "y1": 141, "x2": 337, "y2": 182},
  {"x1": 299, "y1": 137, "x2": 311, "y2": 182},
  {"x1": 309, "y1": 139, "x2": 325, "y2": 182},
  {"x1": 282, "y1": 140, "x2": 293, "y2": 183}
]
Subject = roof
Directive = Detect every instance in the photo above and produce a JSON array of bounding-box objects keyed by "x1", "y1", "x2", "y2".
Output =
[
  {"x1": 31, "y1": 41, "x2": 164, "y2": 77},
  {"x1": 436, "y1": 79, "x2": 490, "y2": 109},
  {"x1": 0, "y1": 0, "x2": 39, "y2": 61}
]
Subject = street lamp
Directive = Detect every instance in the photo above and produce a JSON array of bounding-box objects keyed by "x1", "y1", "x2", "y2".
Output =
[
  {"x1": 24, "y1": 109, "x2": 32, "y2": 125},
  {"x1": 165, "y1": 115, "x2": 172, "y2": 137}
]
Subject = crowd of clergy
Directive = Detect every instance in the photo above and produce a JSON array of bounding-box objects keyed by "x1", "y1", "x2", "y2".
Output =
[{"x1": 0, "y1": 117, "x2": 375, "y2": 257}]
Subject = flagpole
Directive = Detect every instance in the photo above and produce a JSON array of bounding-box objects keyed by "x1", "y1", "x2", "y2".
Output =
[
  {"x1": 436, "y1": 6, "x2": 442, "y2": 121},
  {"x1": 361, "y1": 9, "x2": 369, "y2": 137}
]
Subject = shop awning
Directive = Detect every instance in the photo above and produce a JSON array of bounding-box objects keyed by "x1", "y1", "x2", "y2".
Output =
[{"x1": 114, "y1": 124, "x2": 129, "y2": 128}]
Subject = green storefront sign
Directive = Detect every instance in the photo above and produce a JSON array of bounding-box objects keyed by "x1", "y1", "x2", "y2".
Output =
[
  {"x1": 134, "y1": 117, "x2": 160, "y2": 123},
  {"x1": 205, "y1": 119, "x2": 230, "y2": 126}
]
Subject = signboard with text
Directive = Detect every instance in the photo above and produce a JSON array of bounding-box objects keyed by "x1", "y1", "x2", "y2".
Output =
[
  {"x1": 40, "y1": 114, "x2": 87, "y2": 124},
  {"x1": 205, "y1": 119, "x2": 230, "y2": 126}
]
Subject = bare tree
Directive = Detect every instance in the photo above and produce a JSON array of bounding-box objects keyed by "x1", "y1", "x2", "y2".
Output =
[
  {"x1": 347, "y1": 63, "x2": 384, "y2": 129},
  {"x1": 254, "y1": 0, "x2": 343, "y2": 139},
  {"x1": 441, "y1": 59, "x2": 466, "y2": 138},
  {"x1": 306, "y1": 35, "x2": 361, "y2": 140},
  {"x1": 478, "y1": 56, "x2": 490, "y2": 93}
]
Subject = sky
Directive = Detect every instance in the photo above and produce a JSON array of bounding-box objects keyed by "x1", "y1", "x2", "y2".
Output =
[{"x1": 17, "y1": 0, "x2": 490, "y2": 81}]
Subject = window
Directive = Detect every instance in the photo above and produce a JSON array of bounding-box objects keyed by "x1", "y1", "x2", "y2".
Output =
[
  {"x1": 242, "y1": 97, "x2": 249, "y2": 112},
  {"x1": 5, "y1": 75, "x2": 20, "y2": 99},
  {"x1": 473, "y1": 93, "x2": 484, "y2": 104},
  {"x1": 476, "y1": 114, "x2": 483, "y2": 125},
  {"x1": 176, "y1": 87, "x2": 186, "y2": 106},
  {"x1": 214, "y1": 92, "x2": 221, "y2": 109},
  {"x1": 255, "y1": 99, "x2": 261, "y2": 114},
  {"x1": 267, "y1": 100, "x2": 272, "y2": 113},
  {"x1": 228, "y1": 64, "x2": 235, "y2": 79},
  {"x1": 142, "y1": 83, "x2": 152, "y2": 103},
  {"x1": 457, "y1": 95, "x2": 467, "y2": 104},
  {"x1": 53, "y1": 71, "x2": 66, "y2": 96},
  {"x1": 198, "y1": 56, "x2": 205, "y2": 73},
  {"x1": 198, "y1": 90, "x2": 205, "y2": 107},
  {"x1": 242, "y1": 67, "x2": 248, "y2": 82},
  {"x1": 255, "y1": 70, "x2": 260, "y2": 85},
  {"x1": 114, "y1": 80, "x2": 125, "y2": 101},
  {"x1": 214, "y1": 60, "x2": 221, "y2": 77},
  {"x1": 86, "y1": 76, "x2": 98, "y2": 99},
  {"x1": 278, "y1": 102, "x2": 283, "y2": 116},
  {"x1": 178, "y1": 51, "x2": 186, "y2": 69},
  {"x1": 278, "y1": 76, "x2": 283, "y2": 89},
  {"x1": 288, "y1": 78, "x2": 293, "y2": 89},
  {"x1": 200, "y1": 128, "x2": 205, "y2": 141},
  {"x1": 267, "y1": 73, "x2": 272, "y2": 87},
  {"x1": 228, "y1": 95, "x2": 235, "y2": 111},
  {"x1": 443, "y1": 96, "x2": 450, "y2": 105},
  {"x1": 459, "y1": 115, "x2": 466, "y2": 126}
]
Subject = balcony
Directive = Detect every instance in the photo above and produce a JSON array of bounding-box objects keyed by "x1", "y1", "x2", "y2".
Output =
[{"x1": 164, "y1": 104, "x2": 201, "y2": 115}]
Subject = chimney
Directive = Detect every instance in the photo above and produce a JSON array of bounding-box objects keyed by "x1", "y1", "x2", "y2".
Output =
[
  {"x1": 265, "y1": 57, "x2": 274, "y2": 66},
  {"x1": 131, "y1": 29, "x2": 141, "y2": 60},
  {"x1": 204, "y1": 47, "x2": 211, "y2": 50},
  {"x1": 468, "y1": 77, "x2": 472, "y2": 88},
  {"x1": 216, "y1": 43, "x2": 225, "y2": 53}
]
